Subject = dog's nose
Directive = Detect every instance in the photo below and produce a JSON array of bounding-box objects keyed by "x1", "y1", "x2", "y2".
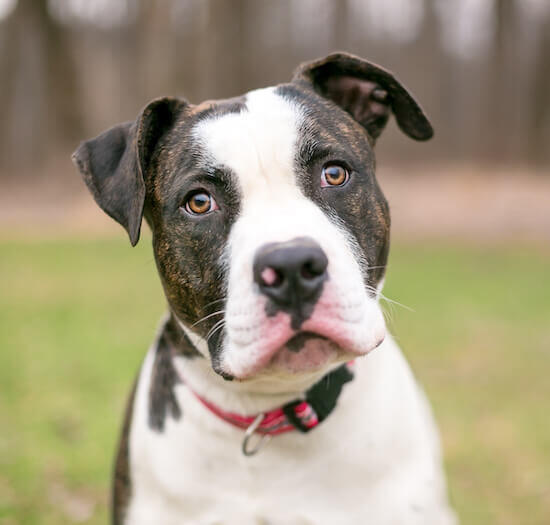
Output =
[{"x1": 253, "y1": 237, "x2": 328, "y2": 327}]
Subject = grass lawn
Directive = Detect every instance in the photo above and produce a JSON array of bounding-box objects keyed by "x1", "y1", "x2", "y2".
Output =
[{"x1": 0, "y1": 236, "x2": 549, "y2": 524}]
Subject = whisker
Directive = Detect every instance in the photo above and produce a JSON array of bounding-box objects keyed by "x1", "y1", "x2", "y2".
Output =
[
  {"x1": 206, "y1": 318, "x2": 226, "y2": 340},
  {"x1": 206, "y1": 320, "x2": 226, "y2": 343},
  {"x1": 200, "y1": 297, "x2": 228, "y2": 314},
  {"x1": 380, "y1": 301, "x2": 397, "y2": 325},
  {"x1": 378, "y1": 293, "x2": 415, "y2": 312},
  {"x1": 191, "y1": 310, "x2": 225, "y2": 327},
  {"x1": 364, "y1": 284, "x2": 415, "y2": 313}
]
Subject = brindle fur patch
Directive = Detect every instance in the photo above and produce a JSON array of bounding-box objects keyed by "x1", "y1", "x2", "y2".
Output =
[
  {"x1": 143, "y1": 99, "x2": 246, "y2": 373},
  {"x1": 277, "y1": 83, "x2": 390, "y2": 290}
]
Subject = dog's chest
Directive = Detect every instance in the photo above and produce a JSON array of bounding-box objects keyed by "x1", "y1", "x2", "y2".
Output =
[{"x1": 124, "y1": 340, "x2": 452, "y2": 525}]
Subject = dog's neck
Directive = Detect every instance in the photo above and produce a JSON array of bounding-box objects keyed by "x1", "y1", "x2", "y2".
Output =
[{"x1": 168, "y1": 313, "x2": 343, "y2": 415}]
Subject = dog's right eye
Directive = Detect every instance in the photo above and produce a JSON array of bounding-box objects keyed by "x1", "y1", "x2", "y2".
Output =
[{"x1": 183, "y1": 191, "x2": 218, "y2": 215}]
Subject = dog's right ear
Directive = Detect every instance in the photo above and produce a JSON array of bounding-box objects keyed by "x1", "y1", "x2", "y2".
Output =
[{"x1": 72, "y1": 97, "x2": 186, "y2": 246}]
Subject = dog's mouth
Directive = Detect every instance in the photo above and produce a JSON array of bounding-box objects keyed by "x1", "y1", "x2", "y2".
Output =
[
  {"x1": 267, "y1": 331, "x2": 349, "y2": 374},
  {"x1": 221, "y1": 296, "x2": 387, "y2": 379},
  {"x1": 285, "y1": 331, "x2": 329, "y2": 352}
]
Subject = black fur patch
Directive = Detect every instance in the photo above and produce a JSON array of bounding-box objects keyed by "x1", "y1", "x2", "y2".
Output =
[
  {"x1": 148, "y1": 315, "x2": 200, "y2": 431},
  {"x1": 73, "y1": 98, "x2": 186, "y2": 246}
]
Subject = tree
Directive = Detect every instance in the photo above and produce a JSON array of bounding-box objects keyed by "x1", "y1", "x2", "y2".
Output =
[{"x1": 0, "y1": 0, "x2": 83, "y2": 169}]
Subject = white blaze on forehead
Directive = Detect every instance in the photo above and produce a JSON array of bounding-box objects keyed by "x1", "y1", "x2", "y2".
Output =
[
  {"x1": 192, "y1": 87, "x2": 302, "y2": 202},
  {"x1": 190, "y1": 87, "x2": 386, "y2": 380}
]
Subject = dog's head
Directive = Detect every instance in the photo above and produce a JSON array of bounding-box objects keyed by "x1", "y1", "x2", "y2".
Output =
[{"x1": 73, "y1": 53, "x2": 432, "y2": 382}]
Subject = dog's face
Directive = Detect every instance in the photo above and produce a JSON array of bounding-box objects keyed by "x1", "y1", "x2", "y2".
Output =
[{"x1": 73, "y1": 53, "x2": 432, "y2": 382}]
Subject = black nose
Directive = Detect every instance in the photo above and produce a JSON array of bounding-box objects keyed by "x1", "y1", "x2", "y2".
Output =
[{"x1": 253, "y1": 237, "x2": 328, "y2": 329}]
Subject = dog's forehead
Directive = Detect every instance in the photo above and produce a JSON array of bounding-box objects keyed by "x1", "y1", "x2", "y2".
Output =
[{"x1": 192, "y1": 87, "x2": 302, "y2": 197}]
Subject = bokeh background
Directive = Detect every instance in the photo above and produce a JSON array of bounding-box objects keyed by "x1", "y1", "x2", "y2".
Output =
[{"x1": 1, "y1": 1, "x2": 549, "y2": 524}]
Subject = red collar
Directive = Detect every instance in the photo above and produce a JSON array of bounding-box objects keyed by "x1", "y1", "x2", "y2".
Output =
[
  {"x1": 194, "y1": 393, "x2": 320, "y2": 435},
  {"x1": 190, "y1": 362, "x2": 355, "y2": 442}
]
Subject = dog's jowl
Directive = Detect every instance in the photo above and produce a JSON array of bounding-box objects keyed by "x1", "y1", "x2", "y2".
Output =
[{"x1": 73, "y1": 53, "x2": 457, "y2": 525}]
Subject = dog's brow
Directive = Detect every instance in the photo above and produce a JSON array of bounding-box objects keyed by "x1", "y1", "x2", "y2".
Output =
[
  {"x1": 298, "y1": 141, "x2": 353, "y2": 168},
  {"x1": 175, "y1": 166, "x2": 234, "y2": 194},
  {"x1": 204, "y1": 166, "x2": 235, "y2": 185},
  {"x1": 300, "y1": 143, "x2": 332, "y2": 165}
]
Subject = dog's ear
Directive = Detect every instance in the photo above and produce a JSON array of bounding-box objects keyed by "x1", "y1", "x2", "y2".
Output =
[
  {"x1": 292, "y1": 52, "x2": 433, "y2": 142},
  {"x1": 72, "y1": 97, "x2": 186, "y2": 245}
]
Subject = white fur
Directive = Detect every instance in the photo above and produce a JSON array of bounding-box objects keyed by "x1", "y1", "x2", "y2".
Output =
[{"x1": 127, "y1": 334, "x2": 456, "y2": 524}]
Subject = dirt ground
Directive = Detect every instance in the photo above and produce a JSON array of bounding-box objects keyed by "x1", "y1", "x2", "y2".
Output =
[
  {"x1": 1, "y1": 163, "x2": 549, "y2": 242},
  {"x1": 379, "y1": 165, "x2": 550, "y2": 243}
]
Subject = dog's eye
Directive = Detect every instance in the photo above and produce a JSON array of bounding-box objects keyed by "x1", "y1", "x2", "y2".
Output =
[
  {"x1": 321, "y1": 164, "x2": 349, "y2": 187},
  {"x1": 184, "y1": 191, "x2": 218, "y2": 215}
]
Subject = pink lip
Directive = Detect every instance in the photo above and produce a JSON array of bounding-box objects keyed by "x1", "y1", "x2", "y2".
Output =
[
  {"x1": 269, "y1": 336, "x2": 342, "y2": 373},
  {"x1": 228, "y1": 314, "x2": 382, "y2": 379}
]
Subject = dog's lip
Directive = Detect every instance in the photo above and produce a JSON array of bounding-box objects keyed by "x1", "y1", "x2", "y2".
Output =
[
  {"x1": 268, "y1": 335, "x2": 343, "y2": 374},
  {"x1": 223, "y1": 309, "x2": 386, "y2": 379},
  {"x1": 284, "y1": 331, "x2": 329, "y2": 353},
  {"x1": 229, "y1": 330, "x2": 339, "y2": 380}
]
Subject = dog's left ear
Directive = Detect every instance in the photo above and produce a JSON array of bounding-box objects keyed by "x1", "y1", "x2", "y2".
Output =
[
  {"x1": 72, "y1": 97, "x2": 186, "y2": 246},
  {"x1": 293, "y1": 52, "x2": 433, "y2": 141}
]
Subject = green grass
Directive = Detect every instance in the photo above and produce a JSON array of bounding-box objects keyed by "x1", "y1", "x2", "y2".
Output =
[{"x1": 1, "y1": 236, "x2": 549, "y2": 524}]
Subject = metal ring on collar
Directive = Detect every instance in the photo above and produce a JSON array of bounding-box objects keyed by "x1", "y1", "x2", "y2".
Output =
[{"x1": 242, "y1": 413, "x2": 272, "y2": 456}]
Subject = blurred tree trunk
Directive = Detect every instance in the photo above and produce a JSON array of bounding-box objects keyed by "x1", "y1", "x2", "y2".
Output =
[
  {"x1": 0, "y1": 0, "x2": 547, "y2": 174},
  {"x1": 40, "y1": 0, "x2": 83, "y2": 144},
  {"x1": 486, "y1": 0, "x2": 517, "y2": 164},
  {"x1": 1, "y1": 0, "x2": 46, "y2": 167},
  {"x1": 171, "y1": 0, "x2": 206, "y2": 103},
  {"x1": 114, "y1": 2, "x2": 144, "y2": 118},
  {"x1": 418, "y1": 0, "x2": 451, "y2": 162},
  {"x1": 331, "y1": 0, "x2": 349, "y2": 51},
  {"x1": 0, "y1": 0, "x2": 83, "y2": 170},
  {"x1": 196, "y1": 0, "x2": 248, "y2": 100},
  {"x1": 528, "y1": 11, "x2": 550, "y2": 167}
]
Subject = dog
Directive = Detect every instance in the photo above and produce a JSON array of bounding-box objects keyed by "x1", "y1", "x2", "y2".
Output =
[{"x1": 73, "y1": 52, "x2": 456, "y2": 525}]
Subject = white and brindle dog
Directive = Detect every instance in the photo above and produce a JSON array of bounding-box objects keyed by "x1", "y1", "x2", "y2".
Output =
[{"x1": 73, "y1": 53, "x2": 457, "y2": 525}]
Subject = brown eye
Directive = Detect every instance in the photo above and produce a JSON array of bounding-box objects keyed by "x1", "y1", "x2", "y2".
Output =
[
  {"x1": 321, "y1": 164, "x2": 349, "y2": 187},
  {"x1": 184, "y1": 191, "x2": 218, "y2": 215}
]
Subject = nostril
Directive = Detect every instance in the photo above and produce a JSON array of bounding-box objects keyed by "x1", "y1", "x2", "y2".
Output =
[
  {"x1": 260, "y1": 266, "x2": 283, "y2": 287},
  {"x1": 300, "y1": 252, "x2": 328, "y2": 280},
  {"x1": 300, "y1": 258, "x2": 326, "y2": 280}
]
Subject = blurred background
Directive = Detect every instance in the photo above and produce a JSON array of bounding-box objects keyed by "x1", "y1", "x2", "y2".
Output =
[{"x1": 0, "y1": 1, "x2": 549, "y2": 524}]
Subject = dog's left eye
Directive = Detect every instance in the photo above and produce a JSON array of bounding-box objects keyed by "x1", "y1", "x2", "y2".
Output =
[
  {"x1": 184, "y1": 191, "x2": 219, "y2": 215},
  {"x1": 321, "y1": 164, "x2": 350, "y2": 187}
]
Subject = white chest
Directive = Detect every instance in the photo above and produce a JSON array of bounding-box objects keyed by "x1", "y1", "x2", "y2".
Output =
[{"x1": 125, "y1": 340, "x2": 455, "y2": 525}]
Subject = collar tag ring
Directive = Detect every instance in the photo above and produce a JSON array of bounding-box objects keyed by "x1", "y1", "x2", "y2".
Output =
[{"x1": 242, "y1": 413, "x2": 271, "y2": 457}]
